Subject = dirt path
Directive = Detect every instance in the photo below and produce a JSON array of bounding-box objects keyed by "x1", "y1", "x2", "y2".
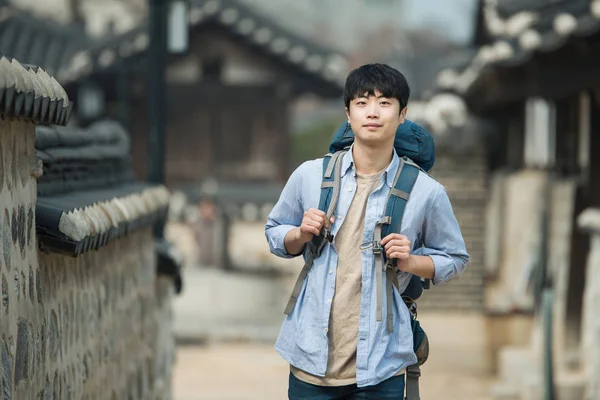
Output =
[{"x1": 172, "y1": 342, "x2": 494, "y2": 400}]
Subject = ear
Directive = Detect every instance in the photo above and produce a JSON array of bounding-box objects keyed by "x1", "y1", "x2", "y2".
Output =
[
  {"x1": 345, "y1": 107, "x2": 350, "y2": 123},
  {"x1": 399, "y1": 107, "x2": 408, "y2": 124}
]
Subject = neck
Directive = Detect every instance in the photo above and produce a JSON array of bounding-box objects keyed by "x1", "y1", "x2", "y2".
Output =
[{"x1": 352, "y1": 140, "x2": 394, "y2": 175}]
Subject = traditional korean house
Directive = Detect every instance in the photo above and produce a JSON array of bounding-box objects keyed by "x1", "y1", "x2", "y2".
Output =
[
  {"x1": 437, "y1": 0, "x2": 600, "y2": 397},
  {"x1": 1, "y1": 0, "x2": 347, "y2": 186},
  {"x1": 59, "y1": 0, "x2": 347, "y2": 187}
]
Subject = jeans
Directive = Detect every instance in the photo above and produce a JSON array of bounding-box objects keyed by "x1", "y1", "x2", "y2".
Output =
[{"x1": 288, "y1": 372, "x2": 405, "y2": 400}]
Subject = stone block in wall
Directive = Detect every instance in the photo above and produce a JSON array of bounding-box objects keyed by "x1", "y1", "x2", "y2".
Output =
[{"x1": 0, "y1": 229, "x2": 175, "y2": 399}]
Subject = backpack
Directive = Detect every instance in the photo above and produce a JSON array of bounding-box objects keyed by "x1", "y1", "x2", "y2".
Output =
[{"x1": 283, "y1": 119, "x2": 433, "y2": 400}]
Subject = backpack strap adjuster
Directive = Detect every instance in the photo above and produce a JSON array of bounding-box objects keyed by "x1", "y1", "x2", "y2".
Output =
[{"x1": 372, "y1": 242, "x2": 383, "y2": 255}]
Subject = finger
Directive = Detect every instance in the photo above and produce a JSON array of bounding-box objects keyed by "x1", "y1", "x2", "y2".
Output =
[
  {"x1": 307, "y1": 213, "x2": 325, "y2": 225},
  {"x1": 301, "y1": 224, "x2": 320, "y2": 236},
  {"x1": 320, "y1": 216, "x2": 335, "y2": 229},
  {"x1": 386, "y1": 245, "x2": 407, "y2": 253},
  {"x1": 304, "y1": 208, "x2": 327, "y2": 218},
  {"x1": 386, "y1": 246, "x2": 409, "y2": 256},
  {"x1": 306, "y1": 219, "x2": 325, "y2": 233},
  {"x1": 384, "y1": 239, "x2": 410, "y2": 251},
  {"x1": 389, "y1": 252, "x2": 410, "y2": 260},
  {"x1": 309, "y1": 226, "x2": 321, "y2": 236},
  {"x1": 308, "y1": 208, "x2": 327, "y2": 219},
  {"x1": 381, "y1": 233, "x2": 406, "y2": 245},
  {"x1": 304, "y1": 218, "x2": 323, "y2": 230}
]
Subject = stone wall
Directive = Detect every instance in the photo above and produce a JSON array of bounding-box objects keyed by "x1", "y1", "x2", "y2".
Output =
[
  {"x1": 1, "y1": 117, "x2": 174, "y2": 397},
  {"x1": 418, "y1": 145, "x2": 488, "y2": 312}
]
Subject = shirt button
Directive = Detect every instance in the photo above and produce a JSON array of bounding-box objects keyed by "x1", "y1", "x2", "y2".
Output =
[
  {"x1": 347, "y1": 187, "x2": 353, "y2": 192},
  {"x1": 329, "y1": 269, "x2": 333, "y2": 274},
  {"x1": 325, "y1": 328, "x2": 329, "y2": 333},
  {"x1": 337, "y1": 215, "x2": 343, "y2": 220},
  {"x1": 327, "y1": 298, "x2": 332, "y2": 303}
]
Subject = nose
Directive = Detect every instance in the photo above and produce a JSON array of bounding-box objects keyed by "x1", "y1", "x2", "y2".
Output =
[{"x1": 366, "y1": 104, "x2": 379, "y2": 119}]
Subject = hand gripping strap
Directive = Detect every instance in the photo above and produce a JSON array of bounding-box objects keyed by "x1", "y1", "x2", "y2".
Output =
[
  {"x1": 284, "y1": 151, "x2": 346, "y2": 315},
  {"x1": 375, "y1": 159, "x2": 420, "y2": 332}
]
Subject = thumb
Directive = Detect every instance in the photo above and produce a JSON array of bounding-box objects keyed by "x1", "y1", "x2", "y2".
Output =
[{"x1": 324, "y1": 216, "x2": 334, "y2": 229}]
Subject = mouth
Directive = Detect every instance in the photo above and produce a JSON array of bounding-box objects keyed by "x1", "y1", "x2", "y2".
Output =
[{"x1": 363, "y1": 123, "x2": 383, "y2": 128}]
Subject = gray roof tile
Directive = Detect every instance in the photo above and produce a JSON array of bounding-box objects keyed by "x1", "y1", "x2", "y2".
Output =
[{"x1": 0, "y1": 55, "x2": 73, "y2": 125}]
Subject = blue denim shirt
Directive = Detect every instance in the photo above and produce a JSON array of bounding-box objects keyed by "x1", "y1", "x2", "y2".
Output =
[{"x1": 265, "y1": 149, "x2": 469, "y2": 387}]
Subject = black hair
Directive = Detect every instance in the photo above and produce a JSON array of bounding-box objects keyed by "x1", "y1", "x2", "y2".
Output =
[{"x1": 343, "y1": 63, "x2": 410, "y2": 112}]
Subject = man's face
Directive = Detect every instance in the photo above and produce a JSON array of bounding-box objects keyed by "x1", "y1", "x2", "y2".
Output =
[{"x1": 345, "y1": 90, "x2": 406, "y2": 146}]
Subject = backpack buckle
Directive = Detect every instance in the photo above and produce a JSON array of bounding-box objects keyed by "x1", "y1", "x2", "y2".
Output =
[{"x1": 360, "y1": 240, "x2": 383, "y2": 254}]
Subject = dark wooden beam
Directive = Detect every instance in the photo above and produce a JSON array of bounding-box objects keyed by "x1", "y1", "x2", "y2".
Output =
[{"x1": 472, "y1": 0, "x2": 491, "y2": 46}]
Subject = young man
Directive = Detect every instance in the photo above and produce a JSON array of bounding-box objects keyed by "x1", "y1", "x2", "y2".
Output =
[{"x1": 265, "y1": 63, "x2": 469, "y2": 399}]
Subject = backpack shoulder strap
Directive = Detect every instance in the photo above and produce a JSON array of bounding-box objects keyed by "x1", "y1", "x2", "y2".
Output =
[
  {"x1": 386, "y1": 158, "x2": 430, "y2": 300},
  {"x1": 318, "y1": 150, "x2": 346, "y2": 219},
  {"x1": 283, "y1": 150, "x2": 346, "y2": 315},
  {"x1": 378, "y1": 158, "x2": 427, "y2": 398},
  {"x1": 371, "y1": 158, "x2": 422, "y2": 332},
  {"x1": 382, "y1": 157, "x2": 420, "y2": 239}
]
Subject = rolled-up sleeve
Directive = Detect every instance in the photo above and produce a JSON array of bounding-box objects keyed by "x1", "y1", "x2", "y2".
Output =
[
  {"x1": 265, "y1": 162, "x2": 307, "y2": 258},
  {"x1": 414, "y1": 185, "x2": 469, "y2": 285}
]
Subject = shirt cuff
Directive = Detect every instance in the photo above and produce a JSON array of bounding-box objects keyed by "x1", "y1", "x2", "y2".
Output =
[
  {"x1": 413, "y1": 247, "x2": 456, "y2": 285},
  {"x1": 267, "y1": 225, "x2": 302, "y2": 258}
]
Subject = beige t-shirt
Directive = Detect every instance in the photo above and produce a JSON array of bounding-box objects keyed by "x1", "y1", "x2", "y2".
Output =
[{"x1": 292, "y1": 170, "x2": 383, "y2": 386}]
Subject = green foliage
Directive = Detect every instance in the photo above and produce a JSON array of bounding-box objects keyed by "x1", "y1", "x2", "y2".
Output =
[{"x1": 292, "y1": 116, "x2": 345, "y2": 165}]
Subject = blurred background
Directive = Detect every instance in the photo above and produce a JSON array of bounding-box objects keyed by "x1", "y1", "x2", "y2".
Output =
[{"x1": 3, "y1": 0, "x2": 600, "y2": 398}]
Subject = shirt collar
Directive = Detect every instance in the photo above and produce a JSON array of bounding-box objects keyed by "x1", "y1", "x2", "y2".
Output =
[{"x1": 340, "y1": 145, "x2": 400, "y2": 188}]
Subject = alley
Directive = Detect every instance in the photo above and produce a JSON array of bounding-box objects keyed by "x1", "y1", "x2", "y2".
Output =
[{"x1": 172, "y1": 342, "x2": 494, "y2": 400}]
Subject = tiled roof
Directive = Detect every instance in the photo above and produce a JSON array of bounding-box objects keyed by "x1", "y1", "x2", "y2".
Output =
[
  {"x1": 0, "y1": 55, "x2": 73, "y2": 125},
  {"x1": 36, "y1": 183, "x2": 169, "y2": 256},
  {"x1": 437, "y1": 0, "x2": 600, "y2": 95},
  {"x1": 36, "y1": 120, "x2": 133, "y2": 197},
  {"x1": 60, "y1": 0, "x2": 348, "y2": 96},
  {"x1": 0, "y1": 6, "x2": 91, "y2": 82},
  {"x1": 34, "y1": 119, "x2": 171, "y2": 256}
]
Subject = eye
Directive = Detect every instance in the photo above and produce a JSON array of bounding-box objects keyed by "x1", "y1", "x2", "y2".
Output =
[
  {"x1": 380, "y1": 101, "x2": 391, "y2": 105},
  {"x1": 356, "y1": 100, "x2": 366, "y2": 105}
]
